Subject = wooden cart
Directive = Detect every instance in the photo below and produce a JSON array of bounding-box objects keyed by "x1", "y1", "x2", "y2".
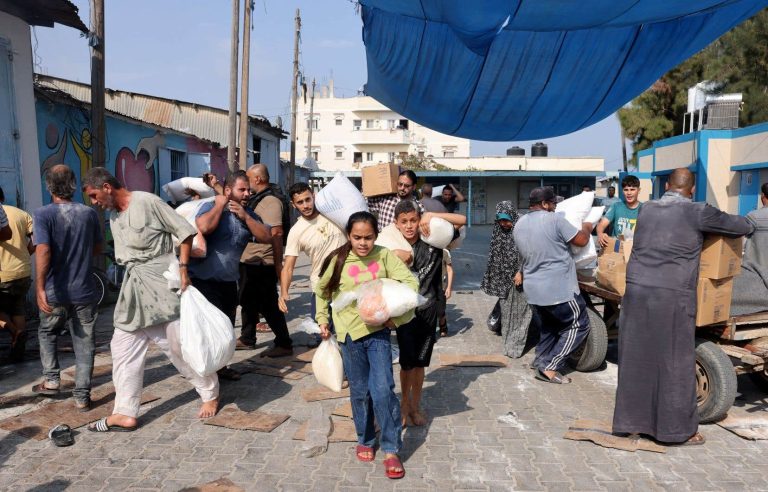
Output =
[{"x1": 576, "y1": 280, "x2": 768, "y2": 423}]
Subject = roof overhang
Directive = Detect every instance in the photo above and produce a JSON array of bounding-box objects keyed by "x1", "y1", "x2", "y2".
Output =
[{"x1": 0, "y1": 0, "x2": 88, "y2": 32}]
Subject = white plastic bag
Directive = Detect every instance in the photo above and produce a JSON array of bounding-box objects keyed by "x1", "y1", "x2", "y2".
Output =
[
  {"x1": 315, "y1": 173, "x2": 368, "y2": 230},
  {"x1": 163, "y1": 255, "x2": 182, "y2": 291},
  {"x1": 420, "y1": 217, "x2": 455, "y2": 249},
  {"x1": 173, "y1": 197, "x2": 215, "y2": 257},
  {"x1": 332, "y1": 278, "x2": 426, "y2": 326},
  {"x1": 312, "y1": 335, "x2": 344, "y2": 393},
  {"x1": 299, "y1": 317, "x2": 321, "y2": 334},
  {"x1": 556, "y1": 192, "x2": 598, "y2": 268},
  {"x1": 163, "y1": 177, "x2": 216, "y2": 203},
  {"x1": 179, "y1": 286, "x2": 236, "y2": 377}
]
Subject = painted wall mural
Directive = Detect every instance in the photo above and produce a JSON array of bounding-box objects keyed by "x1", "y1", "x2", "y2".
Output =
[{"x1": 35, "y1": 99, "x2": 227, "y2": 205}]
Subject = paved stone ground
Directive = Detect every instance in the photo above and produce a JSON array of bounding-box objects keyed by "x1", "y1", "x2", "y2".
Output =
[{"x1": 1, "y1": 226, "x2": 768, "y2": 491}]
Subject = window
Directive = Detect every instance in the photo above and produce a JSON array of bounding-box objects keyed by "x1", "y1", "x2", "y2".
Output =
[
  {"x1": 399, "y1": 119, "x2": 409, "y2": 129},
  {"x1": 366, "y1": 119, "x2": 375, "y2": 129},
  {"x1": 354, "y1": 152, "x2": 363, "y2": 163},
  {"x1": 252, "y1": 136, "x2": 262, "y2": 163},
  {"x1": 366, "y1": 152, "x2": 374, "y2": 161},
  {"x1": 311, "y1": 151, "x2": 319, "y2": 161},
  {"x1": 388, "y1": 152, "x2": 395, "y2": 162},
  {"x1": 387, "y1": 119, "x2": 397, "y2": 129},
  {"x1": 353, "y1": 119, "x2": 362, "y2": 130},
  {"x1": 443, "y1": 151, "x2": 455, "y2": 158},
  {"x1": 336, "y1": 151, "x2": 343, "y2": 159},
  {"x1": 170, "y1": 150, "x2": 188, "y2": 181},
  {"x1": 418, "y1": 151, "x2": 425, "y2": 158},
  {"x1": 306, "y1": 119, "x2": 318, "y2": 130},
  {"x1": 335, "y1": 119, "x2": 342, "y2": 126}
]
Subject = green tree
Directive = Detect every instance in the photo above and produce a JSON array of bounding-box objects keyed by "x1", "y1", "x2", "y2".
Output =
[{"x1": 619, "y1": 8, "x2": 768, "y2": 161}]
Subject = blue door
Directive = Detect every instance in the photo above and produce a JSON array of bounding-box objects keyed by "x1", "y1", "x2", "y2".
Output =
[
  {"x1": 739, "y1": 170, "x2": 760, "y2": 215},
  {"x1": 0, "y1": 37, "x2": 22, "y2": 206}
]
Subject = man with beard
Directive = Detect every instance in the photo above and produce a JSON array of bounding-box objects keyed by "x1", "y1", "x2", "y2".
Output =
[
  {"x1": 367, "y1": 170, "x2": 423, "y2": 231},
  {"x1": 82, "y1": 168, "x2": 219, "y2": 432},
  {"x1": 613, "y1": 168, "x2": 753, "y2": 445},
  {"x1": 278, "y1": 182, "x2": 346, "y2": 317},
  {"x1": 191, "y1": 171, "x2": 271, "y2": 380}
]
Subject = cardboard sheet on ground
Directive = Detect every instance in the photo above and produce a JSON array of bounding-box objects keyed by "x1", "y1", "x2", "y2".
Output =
[
  {"x1": 301, "y1": 385, "x2": 350, "y2": 402},
  {"x1": 563, "y1": 419, "x2": 666, "y2": 453},
  {"x1": 332, "y1": 402, "x2": 353, "y2": 418},
  {"x1": 255, "y1": 358, "x2": 313, "y2": 374},
  {"x1": 439, "y1": 354, "x2": 508, "y2": 367},
  {"x1": 717, "y1": 413, "x2": 768, "y2": 440},
  {"x1": 294, "y1": 348, "x2": 316, "y2": 363},
  {"x1": 203, "y1": 405, "x2": 289, "y2": 433},
  {"x1": 0, "y1": 386, "x2": 159, "y2": 440},
  {"x1": 237, "y1": 360, "x2": 309, "y2": 380},
  {"x1": 294, "y1": 418, "x2": 357, "y2": 442},
  {"x1": 64, "y1": 364, "x2": 112, "y2": 380},
  {"x1": 179, "y1": 477, "x2": 244, "y2": 492}
]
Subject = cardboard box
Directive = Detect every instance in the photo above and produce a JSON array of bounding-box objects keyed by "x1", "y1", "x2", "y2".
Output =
[
  {"x1": 362, "y1": 163, "x2": 399, "y2": 197},
  {"x1": 596, "y1": 238, "x2": 633, "y2": 296},
  {"x1": 699, "y1": 235, "x2": 743, "y2": 279},
  {"x1": 696, "y1": 277, "x2": 733, "y2": 326}
]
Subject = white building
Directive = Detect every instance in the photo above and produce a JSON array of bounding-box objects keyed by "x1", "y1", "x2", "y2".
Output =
[
  {"x1": 0, "y1": 1, "x2": 86, "y2": 209},
  {"x1": 295, "y1": 81, "x2": 470, "y2": 171}
]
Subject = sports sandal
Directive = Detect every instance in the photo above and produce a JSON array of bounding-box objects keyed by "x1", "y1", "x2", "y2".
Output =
[
  {"x1": 49, "y1": 424, "x2": 74, "y2": 447},
  {"x1": 87, "y1": 417, "x2": 137, "y2": 433},
  {"x1": 534, "y1": 368, "x2": 571, "y2": 384},
  {"x1": 356, "y1": 445, "x2": 375, "y2": 462},
  {"x1": 383, "y1": 455, "x2": 405, "y2": 479}
]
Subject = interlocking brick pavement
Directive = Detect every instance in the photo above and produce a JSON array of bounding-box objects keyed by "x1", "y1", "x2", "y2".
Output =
[{"x1": 1, "y1": 226, "x2": 768, "y2": 491}]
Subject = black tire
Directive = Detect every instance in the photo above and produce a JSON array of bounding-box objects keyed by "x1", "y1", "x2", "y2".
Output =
[
  {"x1": 568, "y1": 308, "x2": 608, "y2": 372},
  {"x1": 695, "y1": 338, "x2": 737, "y2": 423},
  {"x1": 92, "y1": 271, "x2": 107, "y2": 307}
]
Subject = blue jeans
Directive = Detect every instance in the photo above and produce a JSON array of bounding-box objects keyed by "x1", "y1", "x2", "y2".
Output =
[
  {"x1": 340, "y1": 330, "x2": 402, "y2": 454},
  {"x1": 38, "y1": 303, "x2": 97, "y2": 400}
]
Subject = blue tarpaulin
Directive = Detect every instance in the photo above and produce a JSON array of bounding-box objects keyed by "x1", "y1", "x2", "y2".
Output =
[{"x1": 360, "y1": 1, "x2": 768, "y2": 141}]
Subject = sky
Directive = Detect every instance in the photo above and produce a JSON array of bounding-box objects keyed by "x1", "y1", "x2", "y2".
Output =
[{"x1": 33, "y1": 0, "x2": 626, "y2": 170}]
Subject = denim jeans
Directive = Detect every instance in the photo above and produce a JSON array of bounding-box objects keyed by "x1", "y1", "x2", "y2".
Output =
[
  {"x1": 38, "y1": 303, "x2": 97, "y2": 400},
  {"x1": 340, "y1": 330, "x2": 402, "y2": 454}
]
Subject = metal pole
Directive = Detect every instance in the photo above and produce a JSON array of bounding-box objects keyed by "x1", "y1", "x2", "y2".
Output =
[
  {"x1": 227, "y1": 0, "x2": 240, "y2": 172},
  {"x1": 306, "y1": 78, "x2": 315, "y2": 160},
  {"x1": 238, "y1": 0, "x2": 252, "y2": 170},
  {"x1": 89, "y1": 0, "x2": 105, "y2": 167},
  {"x1": 288, "y1": 8, "x2": 301, "y2": 187}
]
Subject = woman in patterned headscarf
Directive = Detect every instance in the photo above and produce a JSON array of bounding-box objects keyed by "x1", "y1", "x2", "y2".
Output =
[{"x1": 481, "y1": 201, "x2": 534, "y2": 358}]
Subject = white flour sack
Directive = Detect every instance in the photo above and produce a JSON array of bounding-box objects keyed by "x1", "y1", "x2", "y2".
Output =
[
  {"x1": 315, "y1": 173, "x2": 369, "y2": 230},
  {"x1": 555, "y1": 192, "x2": 598, "y2": 268}
]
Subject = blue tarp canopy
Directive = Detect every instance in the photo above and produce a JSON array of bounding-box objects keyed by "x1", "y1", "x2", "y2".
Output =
[{"x1": 360, "y1": 1, "x2": 768, "y2": 141}]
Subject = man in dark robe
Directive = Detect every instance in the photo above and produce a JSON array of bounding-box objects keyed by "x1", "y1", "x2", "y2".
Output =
[
  {"x1": 612, "y1": 168, "x2": 754, "y2": 445},
  {"x1": 731, "y1": 182, "x2": 768, "y2": 315}
]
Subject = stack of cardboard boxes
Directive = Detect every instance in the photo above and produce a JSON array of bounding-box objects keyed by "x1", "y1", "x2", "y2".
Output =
[
  {"x1": 696, "y1": 235, "x2": 743, "y2": 326},
  {"x1": 595, "y1": 234, "x2": 742, "y2": 326}
]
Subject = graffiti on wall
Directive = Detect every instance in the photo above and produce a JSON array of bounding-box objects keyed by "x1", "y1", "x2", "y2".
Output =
[{"x1": 114, "y1": 132, "x2": 165, "y2": 193}]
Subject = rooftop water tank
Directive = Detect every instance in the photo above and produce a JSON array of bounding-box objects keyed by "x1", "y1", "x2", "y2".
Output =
[
  {"x1": 506, "y1": 146, "x2": 525, "y2": 156},
  {"x1": 531, "y1": 142, "x2": 548, "y2": 157}
]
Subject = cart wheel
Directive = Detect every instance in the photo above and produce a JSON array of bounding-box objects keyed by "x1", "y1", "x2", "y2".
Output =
[
  {"x1": 695, "y1": 338, "x2": 737, "y2": 423},
  {"x1": 568, "y1": 309, "x2": 608, "y2": 372}
]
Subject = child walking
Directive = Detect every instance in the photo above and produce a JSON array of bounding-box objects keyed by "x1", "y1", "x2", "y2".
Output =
[{"x1": 315, "y1": 211, "x2": 418, "y2": 479}]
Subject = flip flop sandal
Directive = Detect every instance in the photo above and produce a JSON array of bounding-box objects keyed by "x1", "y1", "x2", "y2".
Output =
[
  {"x1": 681, "y1": 432, "x2": 706, "y2": 446},
  {"x1": 356, "y1": 445, "x2": 375, "y2": 462},
  {"x1": 49, "y1": 424, "x2": 74, "y2": 447},
  {"x1": 32, "y1": 382, "x2": 60, "y2": 396},
  {"x1": 534, "y1": 368, "x2": 571, "y2": 384},
  {"x1": 88, "y1": 417, "x2": 137, "y2": 433},
  {"x1": 383, "y1": 456, "x2": 405, "y2": 479}
]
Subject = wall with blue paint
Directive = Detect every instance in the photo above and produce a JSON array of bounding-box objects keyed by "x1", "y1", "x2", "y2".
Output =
[{"x1": 35, "y1": 97, "x2": 230, "y2": 205}]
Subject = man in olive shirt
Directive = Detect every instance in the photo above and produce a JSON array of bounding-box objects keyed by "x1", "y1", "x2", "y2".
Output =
[{"x1": 239, "y1": 164, "x2": 293, "y2": 356}]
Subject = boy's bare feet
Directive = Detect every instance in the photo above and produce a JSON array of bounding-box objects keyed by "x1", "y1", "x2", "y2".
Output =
[
  {"x1": 410, "y1": 409, "x2": 427, "y2": 426},
  {"x1": 198, "y1": 398, "x2": 218, "y2": 418}
]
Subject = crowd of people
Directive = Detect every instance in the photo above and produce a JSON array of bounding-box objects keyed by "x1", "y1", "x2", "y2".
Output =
[{"x1": 2, "y1": 162, "x2": 766, "y2": 477}]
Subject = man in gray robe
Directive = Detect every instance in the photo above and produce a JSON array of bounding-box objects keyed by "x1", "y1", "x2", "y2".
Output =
[
  {"x1": 82, "y1": 168, "x2": 219, "y2": 433},
  {"x1": 731, "y1": 182, "x2": 768, "y2": 316},
  {"x1": 612, "y1": 168, "x2": 754, "y2": 444}
]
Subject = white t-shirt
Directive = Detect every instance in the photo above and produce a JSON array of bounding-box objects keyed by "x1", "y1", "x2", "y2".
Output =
[{"x1": 284, "y1": 213, "x2": 347, "y2": 288}]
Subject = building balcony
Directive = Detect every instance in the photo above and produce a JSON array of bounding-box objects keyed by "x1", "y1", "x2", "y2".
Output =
[{"x1": 351, "y1": 128, "x2": 410, "y2": 145}]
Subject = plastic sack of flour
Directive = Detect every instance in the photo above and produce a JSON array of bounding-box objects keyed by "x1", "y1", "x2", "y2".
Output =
[
  {"x1": 312, "y1": 335, "x2": 344, "y2": 392},
  {"x1": 173, "y1": 197, "x2": 214, "y2": 257},
  {"x1": 315, "y1": 173, "x2": 368, "y2": 230},
  {"x1": 420, "y1": 217, "x2": 456, "y2": 249},
  {"x1": 180, "y1": 286, "x2": 236, "y2": 377},
  {"x1": 556, "y1": 192, "x2": 600, "y2": 268},
  {"x1": 332, "y1": 278, "x2": 425, "y2": 326},
  {"x1": 163, "y1": 177, "x2": 215, "y2": 204}
]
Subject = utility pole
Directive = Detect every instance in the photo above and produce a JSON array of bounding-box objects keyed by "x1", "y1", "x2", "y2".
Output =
[
  {"x1": 89, "y1": 0, "x2": 105, "y2": 168},
  {"x1": 306, "y1": 78, "x2": 315, "y2": 160},
  {"x1": 227, "y1": 0, "x2": 240, "y2": 172},
  {"x1": 288, "y1": 8, "x2": 301, "y2": 187},
  {"x1": 238, "y1": 0, "x2": 253, "y2": 170}
]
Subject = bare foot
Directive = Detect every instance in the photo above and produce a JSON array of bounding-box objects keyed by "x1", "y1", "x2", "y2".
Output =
[
  {"x1": 198, "y1": 398, "x2": 218, "y2": 418},
  {"x1": 401, "y1": 404, "x2": 410, "y2": 427},
  {"x1": 410, "y1": 409, "x2": 427, "y2": 426},
  {"x1": 108, "y1": 414, "x2": 138, "y2": 429}
]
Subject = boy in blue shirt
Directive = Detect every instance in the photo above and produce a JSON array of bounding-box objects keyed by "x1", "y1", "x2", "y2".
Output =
[{"x1": 597, "y1": 175, "x2": 642, "y2": 247}]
